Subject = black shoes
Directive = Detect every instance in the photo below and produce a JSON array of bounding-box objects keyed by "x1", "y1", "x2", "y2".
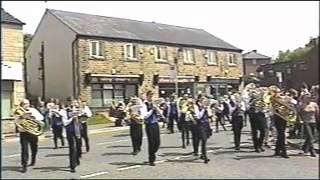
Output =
[
  {"x1": 21, "y1": 166, "x2": 27, "y2": 173},
  {"x1": 193, "y1": 152, "x2": 199, "y2": 156},
  {"x1": 255, "y1": 148, "x2": 261, "y2": 153},
  {"x1": 259, "y1": 147, "x2": 265, "y2": 152},
  {"x1": 70, "y1": 168, "x2": 76, "y2": 173},
  {"x1": 150, "y1": 162, "x2": 156, "y2": 166},
  {"x1": 235, "y1": 147, "x2": 240, "y2": 150},
  {"x1": 204, "y1": 159, "x2": 210, "y2": 164},
  {"x1": 281, "y1": 154, "x2": 289, "y2": 159},
  {"x1": 29, "y1": 161, "x2": 35, "y2": 166},
  {"x1": 200, "y1": 154, "x2": 204, "y2": 160},
  {"x1": 132, "y1": 151, "x2": 138, "y2": 155},
  {"x1": 182, "y1": 145, "x2": 186, "y2": 149},
  {"x1": 86, "y1": 146, "x2": 90, "y2": 152}
]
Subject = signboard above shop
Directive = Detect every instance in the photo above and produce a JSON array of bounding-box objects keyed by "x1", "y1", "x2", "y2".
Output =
[{"x1": 1, "y1": 61, "x2": 23, "y2": 81}]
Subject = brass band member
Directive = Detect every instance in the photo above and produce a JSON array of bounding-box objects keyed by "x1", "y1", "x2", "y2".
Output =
[
  {"x1": 14, "y1": 99, "x2": 45, "y2": 173},
  {"x1": 141, "y1": 91, "x2": 161, "y2": 166},
  {"x1": 64, "y1": 101, "x2": 82, "y2": 173},
  {"x1": 271, "y1": 87, "x2": 297, "y2": 158},
  {"x1": 127, "y1": 97, "x2": 144, "y2": 155},
  {"x1": 185, "y1": 99, "x2": 199, "y2": 156},
  {"x1": 229, "y1": 93, "x2": 246, "y2": 150},
  {"x1": 79, "y1": 100, "x2": 93, "y2": 153},
  {"x1": 49, "y1": 103, "x2": 65, "y2": 149},
  {"x1": 194, "y1": 96, "x2": 211, "y2": 164},
  {"x1": 179, "y1": 94, "x2": 190, "y2": 148}
]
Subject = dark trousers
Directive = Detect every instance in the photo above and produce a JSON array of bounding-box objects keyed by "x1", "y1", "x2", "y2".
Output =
[
  {"x1": 80, "y1": 123, "x2": 90, "y2": 152},
  {"x1": 215, "y1": 113, "x2": 226, "y2": 132},
  {"x1": 20, "y1": 132, "x2": 38, "y2": 167},
  {"x1": 302, "y1": 122, "x2": 316, "y2": 154},
  {"x1": 249, "y1": 111, "x2": 266, "y2": 150},
  {"x1": 130, "y1": 123, "x2": 143, "y2": 152},
  {"x1": 232, "y1": 115, "x2": 243, "y2": 148},
  {"x1": 198, "y1": 125, "x2": 208, "y2": 159},
  {"x1": 168, "y1": 115, "x2": 179, "y2": 133},
  {"x1": 244, "y1": 110, "x2": 249, "y2": 126},
  {"x1": 145, "y1": 123, "x2": 160, "y2": 163},
  {"x1": 180, "y1": 113, "x2": 190, "y2": 147},
  {"x1": 274, "y1": 115, "x2": 287, "y2": 155},
  {"x1": 66, "y1": 133, "x2": 81, "y2": 169},
  {"x1": 190, "y1": 123, "x2": 200, "y2": 154},
  {"x1": 52, "y1": 126, "x2": 64, "y2": 148}
]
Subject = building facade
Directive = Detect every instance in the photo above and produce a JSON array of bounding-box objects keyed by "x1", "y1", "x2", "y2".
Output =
[
  {"x1": 243, "y1": 50, "x2": 271, "y2": 76},
  {"x1": 1, "y1": 9, "x2": 25, "y2": 133},
  {"x1": 26, "y1": 9, "x2": 243, "y2": 110}
]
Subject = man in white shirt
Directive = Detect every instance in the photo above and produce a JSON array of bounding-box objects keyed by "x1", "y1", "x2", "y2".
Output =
[{"x1": 15, "y1": 99, "x2": 44, "y2": 173}]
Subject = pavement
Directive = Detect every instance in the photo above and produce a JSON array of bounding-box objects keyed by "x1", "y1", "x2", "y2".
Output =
[{"x1": 1, "y1": 122, "x2": 319, "y2": 179}]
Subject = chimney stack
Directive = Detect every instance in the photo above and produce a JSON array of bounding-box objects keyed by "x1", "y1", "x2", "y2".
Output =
[{"x1": 252, "y1": 50, "x2": 257, "y2": 53}]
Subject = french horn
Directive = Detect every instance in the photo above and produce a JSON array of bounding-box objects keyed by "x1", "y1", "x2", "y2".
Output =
[{"x1": 14, "y1": 106, "x2": 45, "y2": 136}]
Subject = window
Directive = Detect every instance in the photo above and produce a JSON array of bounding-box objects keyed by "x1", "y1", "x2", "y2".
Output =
[
  {"x1": 268, "y1": 69, "x2": 274, "y2": 76},
  {"x1": 183, "y1": 49, "x2": 195, "y2": 63},
  {"x1": 228, "y1": 54, "x2": 237, "y2": 65},
  {"x1": 91, "y1": 84, "x2": 138, "y2": 107},
  {"x1": 155, "y1": 46, "x2": 168, "y2": 61},
  {"x1": 207, "y1": 50, "x2": 217, "y2": 65},
  {"x1": 125, "y1": 44, "x2": 138, "y2": 60},
  {"x1": 252, "y1": 59, "x2": 257, "y2": 65},
  {"x1": 89, "y1": 41, "x2": 103, "y2": 57},
  {"x1": 287, "y1": 68, "x2": 291, "y2": 74}
]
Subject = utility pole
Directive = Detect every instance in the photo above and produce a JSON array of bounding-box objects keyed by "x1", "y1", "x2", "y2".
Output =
[
  {"x1": 174, "y1": 58, "x2": 178, "y2": 97},
  {"x1": 40, "y1": 42, "x2": 45, "y2": 100}
]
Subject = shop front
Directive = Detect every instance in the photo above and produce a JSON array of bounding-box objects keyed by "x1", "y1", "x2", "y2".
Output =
[
  {"x1": 208, "y1": 78, "x2": 240, "y2": 98},
  {"x1": 158, "y1": 76, "x2": 195, "y2": 98}
]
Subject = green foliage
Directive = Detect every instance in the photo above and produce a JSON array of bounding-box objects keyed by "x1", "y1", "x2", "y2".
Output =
[
  {"x1": 88, "y1": 114, "x2": 113, "y2": 125},
  {"x1": 275, "y1": 37, "x2": 319, "y2": 63},
  {"x1": 23, "y1": 34, "x2": 33, "y2": 58}
]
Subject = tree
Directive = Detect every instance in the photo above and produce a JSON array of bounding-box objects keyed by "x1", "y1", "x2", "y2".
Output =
[
  {"x1": 23, "y1": 34, "x2": 33, "y2": 58},
  {"x1": 275, "y1": 37, "x2": 318, "y2": 63}
]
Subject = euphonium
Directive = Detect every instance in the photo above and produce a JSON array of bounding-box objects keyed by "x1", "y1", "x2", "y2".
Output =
[
  {"x1": 268, "y1": 86, "x2": 297, "y2": 123},
  {"x1": 14, "y1": 106, "x2": 45, "y2": 136}
]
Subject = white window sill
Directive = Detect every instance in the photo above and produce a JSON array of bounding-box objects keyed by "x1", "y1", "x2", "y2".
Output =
[
  {"x1": 207, "y1": 62, "x2": 218, "y2": 66},
  {"x1": 89, "y1": 55, "x2": 105, "y2": 60},
  {"x1": 155, "y1": 59, "x2": 168, "y2": 63},
  {"x1": 125, "y1": 58, "x2": 138, "y2": 61},
  {"x1": 228, "y1": 63, "x2": 237, "y2": 66}
]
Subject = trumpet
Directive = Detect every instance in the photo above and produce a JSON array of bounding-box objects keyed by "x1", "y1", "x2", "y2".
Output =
[{"x1": 14, "y1": 106, "x2": 44, "y2": 136}]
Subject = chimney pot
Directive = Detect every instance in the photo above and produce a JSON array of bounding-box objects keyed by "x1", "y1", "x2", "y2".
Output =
[{"x1": 253, "y1": 50, "x2": 257, "y2": 53}]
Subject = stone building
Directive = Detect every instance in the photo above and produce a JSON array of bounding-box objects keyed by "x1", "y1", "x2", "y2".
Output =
[
  {"x1": 1, "y1": 9, "x2": 25, "y2": 133},
  {"x1": 26, "y1": 9, "x2": 243, "y2": 110},
  {"x1": 242, "y1": 50, "x2": 271, "y2": 76}
]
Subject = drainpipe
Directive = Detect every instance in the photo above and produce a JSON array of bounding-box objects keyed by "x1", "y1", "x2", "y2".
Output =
[{"x1": 71, "y1": 37, "x2": 78, "y2": 99}]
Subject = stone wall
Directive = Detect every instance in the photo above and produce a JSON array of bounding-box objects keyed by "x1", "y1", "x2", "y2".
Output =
[{"x1": 77, "y1": 38, "x2": 243, "y2": 103}]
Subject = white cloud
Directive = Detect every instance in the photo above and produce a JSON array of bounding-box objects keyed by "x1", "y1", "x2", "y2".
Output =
[{"x1": 2, "y1": 1, "x2": 319, "y2": 58}]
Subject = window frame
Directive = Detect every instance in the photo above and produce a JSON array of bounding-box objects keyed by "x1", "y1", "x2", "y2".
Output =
[
  {"x1": 207, "y1": 50, "x2": 218, "y2": 65},
  {"x1": 155, "y1": 46, "x2": 168, "y2": 62},
  {"x1": 124, "y1": 43, "x2": 138, "y2": 61},
  {"x1": 89, "y1": 40, "x2": 104, "y2": 58},
  {"x1": 91, "y1": 83, "x2": 138, "y2": 107},
  {"x1": 252, "y1": 59, "x2": 257, "y2": 65},
  {"x1": 183, "y1": 48, "x2": 195, "y2": 64},
  {"x1": 228, "y1": 53, "x2": 237, "y2": 66}
]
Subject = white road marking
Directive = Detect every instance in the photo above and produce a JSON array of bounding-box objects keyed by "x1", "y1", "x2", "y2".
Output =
[
  {"x1": 155, "y1": 160, "x2": 167, "y2": 164},
  {"x1": 97, "y1": 139, "x2": 129, "y2": 145},
  {"x1": 117, "y1": 165, "x2": 141, "y2": 171},
  {"x1": 80, "y1": 171, "x2": 110, "y2": 179},
  {"x1": 207, "y1": 150, "x2": 214, "y2": 153},
  {"x1": 181, "y1": 155, "x2": 192, "y2": 158},
  {"x1": 174, "y1": 157, "x2": 181, "y2": 160},
  {"x1": 3, "y1": 154, "x2": 20, "y2": 158}
]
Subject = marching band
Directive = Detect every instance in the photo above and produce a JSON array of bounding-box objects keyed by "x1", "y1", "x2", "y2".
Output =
[{"x1": 12, "y1": 82, "x2": 319, "y2": 173}]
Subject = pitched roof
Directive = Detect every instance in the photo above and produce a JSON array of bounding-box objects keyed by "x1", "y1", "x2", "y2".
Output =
[
  {"x1": 47, "y1": 9, "x2": 241, "y2": 51},
  {"x1": 243, "y1": 50, "x2": 270, "y2": 60},
  {"x1": 1, "y1": 8, "x2": 25, "y2": 25}
]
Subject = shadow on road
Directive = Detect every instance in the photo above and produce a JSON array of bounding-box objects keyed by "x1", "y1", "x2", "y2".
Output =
[
  {"x1": 39, "y1": 146, "x2": 68, "y2": 150},
  {"x1": 212, "y1": 150, "x2": 249, "y2": 155},
  {"x1": 101, "y1": 152, "x2": 133, "y2": 156},
  {"x1": 33, "y1": 166, "x2": 70, "y2": 172},
  {"x1": 1, "y1": 166, "x2": 22, "y2": 173},
  {"x1": 45, "y1": 154, "x2": 69, "y2": 157},
  {"x1": 159, "y1": 152, "x2": 192, "y2": 157},
  {"x1": 167, "y1": 158, "x2": 203, "y2": 164},
  {"x1": 233, "y1": 154, "x2": 276, "y2": 160},
  {"x1": 109, "y1": 161, "x2": 148, "y2": 168},
  {"x1": 160, "y1": 146, "x2": 183, "y2": 149},
  {"x1": 107, "y1": 145, "x2": 131, "y2": 148}
]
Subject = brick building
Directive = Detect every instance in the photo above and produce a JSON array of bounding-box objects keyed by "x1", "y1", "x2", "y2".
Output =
[
  {"x1": 1, "y1": 9, "x2": 25, "y2": 132},
  {"x1": 26, "y1": 9, "x2": 243, "y2": 110},
  {"x1": 243, "y1": 50, "x2": 271, "y2": 76}
]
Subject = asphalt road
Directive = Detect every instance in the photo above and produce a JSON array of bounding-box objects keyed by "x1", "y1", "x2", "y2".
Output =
[{"x1": 1, "y1": 123, "x2": 319, "y2": 179}]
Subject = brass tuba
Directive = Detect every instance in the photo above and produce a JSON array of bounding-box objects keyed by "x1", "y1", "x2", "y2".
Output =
[
  {"x1": 268, "y1": 86, "x2": 297, "y2": 123},
  {"x1": 14, "y1": 106, "x2": 45, "y2": 136}
]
